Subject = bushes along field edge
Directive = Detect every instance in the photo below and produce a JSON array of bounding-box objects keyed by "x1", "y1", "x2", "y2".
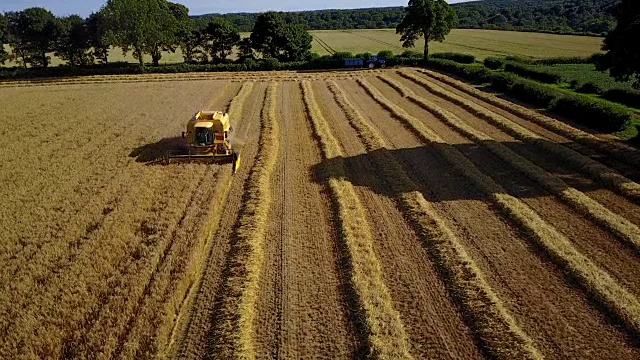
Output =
[
  {"x1": 423, "y1": 58, "x2": 632, "y2": 132},
  {"x1": 504, "y1": 62, "x2": 563, "y2": 84},
  {"x1": 419, "y1": 68, "x2": 640, "y2": 168}
]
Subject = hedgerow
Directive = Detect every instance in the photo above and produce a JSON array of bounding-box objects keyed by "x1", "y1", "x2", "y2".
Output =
[
  {"x1": 602, "y1": 88, "x2": 640, "y2": 109},
  {"x1": 549, "y1": 94, "x2": 632, "y2": 132},
  {"x1": 430, "y1": 52, "x2": 476, "y2": 64},
  {"x1": 532, "y1": 56, "x2": 591, "y2": 65},
  {"x1": 422, "y1": 59, "x2": 632, "y2": 133},
  {"x1": 484, "y1": 57, "x2": 505, "y2": 70},
  {"x1": 426, "y1": 58, "x2": 492, "y2": 84},
  {"x1": 419, "y1": 68, "x2": 640, "y2": 167},
  {"x1": 504, "y1": 62, "x2": 563, "y2": 84}
]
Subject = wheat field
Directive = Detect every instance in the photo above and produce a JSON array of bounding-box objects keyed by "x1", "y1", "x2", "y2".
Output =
[{"x1": 1, "y1": 67, "x2": 640, "y2": 359}]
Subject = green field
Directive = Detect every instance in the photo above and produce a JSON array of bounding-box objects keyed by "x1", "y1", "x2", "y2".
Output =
[
  {"x1": 529, "y1": 63, "x2": 636, "y2": 91},
  {"x1": 311, "y1": 29, "x2": 604, "y2": 59},
  {"x1": 2, "y1": 29, "x2": 605, "y2": 67}
]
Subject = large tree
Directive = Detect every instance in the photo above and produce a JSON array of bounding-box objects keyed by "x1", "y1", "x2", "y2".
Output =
[
  {"x1": 396, "y1": 0, "x2": 457, "y2": 59},
  {"x1": 250, "y1": 11, "x2": 288, "y2": 59},
  {"x1": 250, "y1": 11, "x2": 312, "y2": 62},
  {"x1": 55, "y1": 15, "x2": 93, "y2": 66},
  {"x1": 103, "y1": 0, "x2": 177, "y2": 69},
  {"x1": 7, "y1": 8, "x2": 58, "y2": 68},
  {"x1": 601, "y1": 0, "x2": 640, "y2": 89},
  {"x1": 203, "y1": 18, "x2": 240, "y2": 62},
  {"x1": 236, "y1": 37, "x2": 254, "y2": 61},
  {"x1": 145, "y1": 1, "x2": 187, "y2": 66},
  {"x1": 86, "y1": 11, "x2": 111, "y2": 64},
  {"x1": 176, "y1": 20, "x2": 203, "y2": 63},
  {"x1": 280, "y1": 24, "x2": 312, "y2": 62}
]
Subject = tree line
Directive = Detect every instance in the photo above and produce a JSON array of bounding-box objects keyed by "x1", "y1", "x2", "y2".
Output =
[
  {"x1": 198, "y1": 0, "x2": 618, "y2": 35},
  {"x1": 197, "y1": 7, "x2": 405, "y2": 32},
  {"x1": 454, "y1": 0, "x2": 617, "y2": 36},
  {"x1": 0, "y1": 0, "x2": 313, "y2": 69}
]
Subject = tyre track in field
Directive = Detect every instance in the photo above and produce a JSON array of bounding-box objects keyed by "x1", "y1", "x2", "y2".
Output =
[
  {"x1": 351, "y1": 77, "x2": 640, "y2": 358},
  {"x1": 416, "y1": 69, "x2": 640, "y2": 171},
  {"x1": 255, "y1": 82, "x2": 359, "y2": 359},
  {"x1": 301, "y1": 80, "x2": 413, "y2": 359},
  {"x1": 379, "y1": 75, "x2": 640, "y2": 260},
  {"x1": 399, "y1": 70, "x2": 640, "y2": 204},
  {"x1": 342, "y1": 30, "x2": 404, "y2": 52},
  {"x1": 313, "y1": 35, "x2": 336, "y2": 55},
  {"x1": 173, "y1": 82, "x2": 265, "y2": 360},
  {"x1": 326, "y1": 79, "x2": 542, "y2": 359}
]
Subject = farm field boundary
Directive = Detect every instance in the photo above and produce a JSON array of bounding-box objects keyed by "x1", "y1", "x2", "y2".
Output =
[{"x1": 417, "y1": 69, "x2": 640, "y2": 168}]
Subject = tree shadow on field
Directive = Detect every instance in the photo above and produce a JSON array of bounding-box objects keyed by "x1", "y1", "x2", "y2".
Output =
[
  {"x1": 310, "y1": 139, "x2": 628, "y2": 204},
  {"x1": 310, "y1": 140, "x2": 640, "y2": 351},
  {"x1": 128, "y1": 136, "x2": 188, "y2": 164}
]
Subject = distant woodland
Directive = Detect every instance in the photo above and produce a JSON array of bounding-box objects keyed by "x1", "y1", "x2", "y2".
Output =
[{"x1": 198, "y1": 0, "x2": 618, "y2": 35}]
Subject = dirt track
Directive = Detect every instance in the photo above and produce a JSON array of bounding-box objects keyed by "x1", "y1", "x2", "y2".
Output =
[{"x1": 1, "y1": 69, "x2": 640, "y2": 359}]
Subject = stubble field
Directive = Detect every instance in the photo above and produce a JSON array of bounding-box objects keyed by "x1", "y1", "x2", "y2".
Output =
[{"x1": 1, "y1": 68, "x2": 640, "y2": 359}]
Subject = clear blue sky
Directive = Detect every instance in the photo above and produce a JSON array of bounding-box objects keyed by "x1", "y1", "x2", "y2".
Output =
[{"x1": 0, "y1": 0, "x2": 470, "y2": 17}]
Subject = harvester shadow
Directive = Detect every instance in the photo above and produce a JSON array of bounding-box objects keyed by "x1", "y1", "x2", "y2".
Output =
[{"x1": 128, "y1": 136, "x2": 188, "y2": 164}]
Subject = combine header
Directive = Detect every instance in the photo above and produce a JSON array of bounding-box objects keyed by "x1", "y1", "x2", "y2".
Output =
[{"x1": 166, "y1": 110, "x2": 240, "y2": 172}]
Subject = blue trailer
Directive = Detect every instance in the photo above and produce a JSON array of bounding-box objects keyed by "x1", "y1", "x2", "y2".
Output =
[
  {"x1": 345, "y1": 54, "x2": 386, "y2": 69},
  {"x1": 345, "y1": 58, "x2": 364, "y2": 67}
]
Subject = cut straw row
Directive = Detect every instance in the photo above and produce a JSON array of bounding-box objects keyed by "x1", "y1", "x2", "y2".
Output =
[
  {"x1": 415, "y1": 68, "x2": 640, "y2": 168},
  {"x1": 327, "y1": 79, "x2": 542, "y2": 359},
  {"x1": 399, "y1": 70, "x2": 640, "y2": 203},
  {"x1": 357, "y1": 77, "x2": 640, "y2": 339},
  {"x1": 380, "y1": 74, "x2": 640, "y2": 253},
  {"x1": 210, "y1": 82, "x2": 280, "y2": 359},
  {"x1": 301, "y1": 80, "x2": 413, "y2": 359}
]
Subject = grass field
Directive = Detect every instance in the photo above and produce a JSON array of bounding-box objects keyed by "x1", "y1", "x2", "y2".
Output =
[
  {"x1": 312, "y1": 29, "x2": 604, "y2": 59},
  {"x1": 529, "y1": 63, "x2": 636, "y2": 91},
  {"x1": 1, "y1": 29, "x2": 605, "y2": 68},
  {"x1": 1, "y1": 69, "x2": 640, "y2": 359}
]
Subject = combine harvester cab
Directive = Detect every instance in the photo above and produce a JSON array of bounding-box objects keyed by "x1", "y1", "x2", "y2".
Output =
[{"x1": 167, "y1": 110, "x2": 240, "y2": 172}]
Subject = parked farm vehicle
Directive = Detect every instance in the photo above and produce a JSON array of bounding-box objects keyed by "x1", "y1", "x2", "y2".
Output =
[
  {"x1": 345, "y1": 54, "x2": 386, "y2": 69},
  {"x1": 166, "y1": 110, "x2": 240, "y2": 172}
]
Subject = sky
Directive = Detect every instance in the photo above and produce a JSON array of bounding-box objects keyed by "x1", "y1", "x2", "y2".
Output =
[{"x1": 0, "y1": 0, "x2": 470, "y2": 17}]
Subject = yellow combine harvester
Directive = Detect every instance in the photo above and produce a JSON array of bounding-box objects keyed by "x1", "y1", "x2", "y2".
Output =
[{"x1": 167, "y1": 110, "x2": 240, "y2": 172}]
